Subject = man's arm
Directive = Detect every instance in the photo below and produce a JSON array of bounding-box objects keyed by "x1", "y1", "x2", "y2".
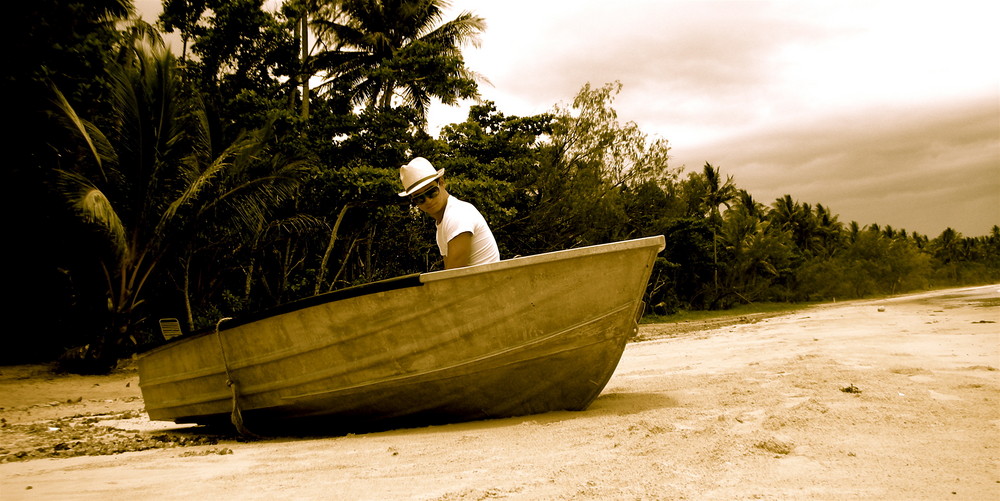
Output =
[{"x1": 444, "y1": 231, "x2": 473, "y2": 269}]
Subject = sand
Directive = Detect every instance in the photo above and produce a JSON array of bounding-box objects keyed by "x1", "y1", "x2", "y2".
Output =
[{"x1": 1, "y1": 284, "x2": 998, "y2": 500}]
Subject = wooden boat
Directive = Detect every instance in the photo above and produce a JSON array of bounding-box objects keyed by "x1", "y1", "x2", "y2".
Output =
[{"x1": 137, "y1": 235, "x2": 665, "y2": 433}]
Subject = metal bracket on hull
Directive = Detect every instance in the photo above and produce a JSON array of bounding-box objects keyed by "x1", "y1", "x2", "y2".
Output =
[{"x1": 214, "y1": 316, "x2": 261, "y2": 438}]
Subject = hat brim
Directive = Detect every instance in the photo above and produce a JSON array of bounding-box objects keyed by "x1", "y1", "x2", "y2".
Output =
[{"x1": 398, "y1": 169, "x2": 445, "y2": 197}]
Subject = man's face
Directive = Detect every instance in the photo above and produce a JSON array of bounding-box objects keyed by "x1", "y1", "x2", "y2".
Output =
[{"x1": 410, "y1": 181, "x2": 444, "y2": 215}]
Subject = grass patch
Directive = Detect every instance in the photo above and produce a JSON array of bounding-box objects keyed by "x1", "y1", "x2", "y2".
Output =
[
  {"x1": 641, "y1": 302, "x2": 816, "y2": 325},
  {"x1": 973, "y1": 298, "x2": 1000, "y2": 308}
]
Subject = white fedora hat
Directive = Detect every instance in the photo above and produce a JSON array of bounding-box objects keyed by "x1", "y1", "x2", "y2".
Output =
[{"x1": 398, "y1": 157, "x2": 444, "y2": 197}]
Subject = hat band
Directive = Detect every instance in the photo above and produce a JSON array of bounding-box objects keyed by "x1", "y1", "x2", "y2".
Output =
[{"x1": 405, "y1": 173, "x2": 439, "y2": 193}]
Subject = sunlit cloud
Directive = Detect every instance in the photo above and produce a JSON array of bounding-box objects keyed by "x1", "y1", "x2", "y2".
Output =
[
  {"x1": 673, "y1": 96, "x2": 999, "y2": 235},
  {"x1": 434, "y1": 0, "x2": 1000, "y2": 236}
]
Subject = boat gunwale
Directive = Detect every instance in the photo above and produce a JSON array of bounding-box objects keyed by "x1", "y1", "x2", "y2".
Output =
[{"x1": 419, "y1": 235, "x2": 665, "y2": 283}]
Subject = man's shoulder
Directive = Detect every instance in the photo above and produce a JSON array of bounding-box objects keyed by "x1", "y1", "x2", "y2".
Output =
[
  {"x1": 445, "y1": 197, "x2": 479, "y2": 215},
  {"x1": 442, "y1": 197, "x2": 487, "y2": 228}
]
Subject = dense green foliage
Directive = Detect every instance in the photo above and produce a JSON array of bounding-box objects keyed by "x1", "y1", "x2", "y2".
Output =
[{"x1": 5, "y1": 1, "x2": 998, "y2": 370}]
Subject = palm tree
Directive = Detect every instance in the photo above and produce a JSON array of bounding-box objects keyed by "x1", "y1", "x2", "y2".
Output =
[
  {"x1": 932, "y1": 227, "x2": 963, "y2": 265},
  {"x1": 847, "y1": 221, "x2": 862, "y2": 244},
  {"x1": 701, "y1": 163, "x2": 738, "y2": 224},
  {"x1": 53, "y1": 27, "x2": 309, "y2": 369},
  {"x1": 309, "y1": 0, "x2": 486, "y2": 123},
  {"x1": 813, "y1": 203, "x2": 843, "y2": 257},
  {"x1": 734, "y1": 189, "x2": 765, "y2": 221},
  {"x1": 770, "y1": 195, "x2": 798, "y2": 230},
  {"x1": 700, "y1": 163, "x2": 737, "y2": 300},
  {"x1": 770, "y1": 195, "x2": 837, "y2": 257},
  {"x1": 720, "y1": 209, "x2": 791, "y2": 304}
]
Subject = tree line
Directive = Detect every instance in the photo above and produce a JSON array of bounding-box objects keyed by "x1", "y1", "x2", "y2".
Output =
[{"x1": 5, "y1": 0, "x2": 998, "y2": 371}]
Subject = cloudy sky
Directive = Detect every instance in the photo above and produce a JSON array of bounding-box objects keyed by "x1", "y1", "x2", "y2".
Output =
[{"x1": 138, "y1": 0, "x2": 999, "y2": 237}]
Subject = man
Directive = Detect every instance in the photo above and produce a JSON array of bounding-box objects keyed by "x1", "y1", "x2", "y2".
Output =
[{"x1": 398, "y1": 157, "x2": 500, "y2": 269}]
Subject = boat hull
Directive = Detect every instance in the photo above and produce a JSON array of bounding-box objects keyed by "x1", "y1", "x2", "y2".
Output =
[{"x1": 137, "y1": 236, "x2": 664, "y2": 431}]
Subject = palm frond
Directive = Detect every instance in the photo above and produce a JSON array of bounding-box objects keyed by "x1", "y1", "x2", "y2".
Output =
[
  {"x1": 158, "y1": 133, "x2": 257, "y2": 229},
  {"x1": 420, "y1": 12, "x2": 485, "y2": 49},
  {"x1": 50, "y1": 86, "x2": 117, "y2": 182},
  {"x1": 56, "y1": 170, "x2": 128, "y2": 256}
]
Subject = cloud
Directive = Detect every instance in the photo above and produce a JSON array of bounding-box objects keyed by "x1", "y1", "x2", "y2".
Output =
[
  {"x1": 671, "y1": 94, "x2": 1000, "y2": 236},
  {"x1": 438, "y1": 1, "x2": 1000, "y2": 236},
  {"x1": 471, "y1": 2, "x2": 829, "y2": 122},
  {"x1": 137, "y1": 0, "x2": 999, "y2": 236}
]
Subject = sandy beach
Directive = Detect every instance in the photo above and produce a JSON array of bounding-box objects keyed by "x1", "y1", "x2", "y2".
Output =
[{"x1": 2, "y1": 284, "x2": 998, "y2": 500}]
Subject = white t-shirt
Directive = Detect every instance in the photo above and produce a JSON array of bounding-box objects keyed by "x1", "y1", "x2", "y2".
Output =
[{"x1": 436, "y1": 197, "x2": 501, "y2": 267}]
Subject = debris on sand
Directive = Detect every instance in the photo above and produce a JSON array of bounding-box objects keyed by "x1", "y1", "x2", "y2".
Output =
[
  {"x1": 0, "y1": 412, "x2": 227, "y2": 463},
  {"x1": 754, "y1": 437, "x2": 794, "y2": 455},
  {"x1": 840, "y1": 384, "x2": 862, "y2": 394}
]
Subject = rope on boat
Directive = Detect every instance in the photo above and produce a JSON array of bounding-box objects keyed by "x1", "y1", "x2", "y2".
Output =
[{"x1": 214, "y1": 317, "x2": 261, "y2": 439}]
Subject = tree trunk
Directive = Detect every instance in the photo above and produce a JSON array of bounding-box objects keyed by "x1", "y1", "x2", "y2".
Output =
[
  {"x1": 712, "y1": 228, "x2": 719, "y2": 299},
  {"x1": 315, "y1": 204, "x2": 353, "y2": 295},
  {"x1": 181, "y1": 254, "x2": 195, "y2": 332},
  {"x1": 331, "y1": 235, "x2": 360, "y2": 289},
  {"x1": 300, "y1": 15, "x2": 310, "y2": 119}
]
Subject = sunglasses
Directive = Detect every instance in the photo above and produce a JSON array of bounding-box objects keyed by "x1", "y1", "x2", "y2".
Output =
[{"x1": 409, "y1": 185, "x2": 440, "y2": 206}]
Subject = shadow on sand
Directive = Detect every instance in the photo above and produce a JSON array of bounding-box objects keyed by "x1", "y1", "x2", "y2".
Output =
[{"x1": 160, "y1": 390, "x2": 678, "y2": 443}]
